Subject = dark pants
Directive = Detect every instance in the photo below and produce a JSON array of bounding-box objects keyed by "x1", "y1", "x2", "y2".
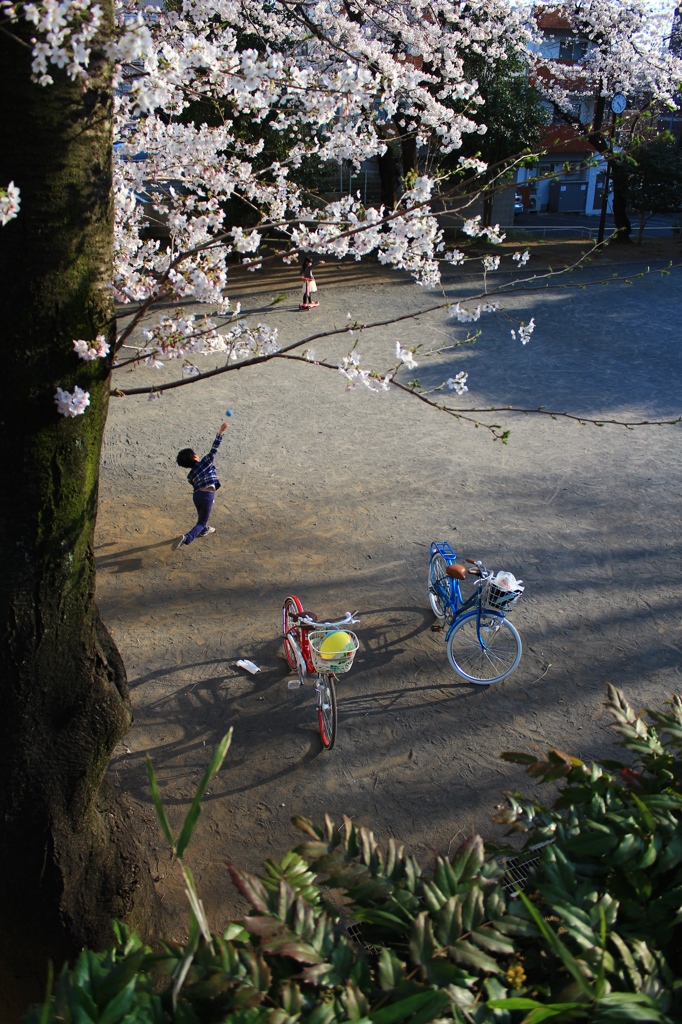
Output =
[{"x1": 185, "y1": 488, "x2": 215, "y2": 543}]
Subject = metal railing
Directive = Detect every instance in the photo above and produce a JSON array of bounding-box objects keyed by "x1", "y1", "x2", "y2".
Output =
[{"x1": 499, "y1": 224, "x2": 681, "y2": 240}]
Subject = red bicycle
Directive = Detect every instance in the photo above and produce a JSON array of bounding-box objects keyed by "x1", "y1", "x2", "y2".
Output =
[{"x1": 282, "y1": 596, "x2": 359, "y2": 749}]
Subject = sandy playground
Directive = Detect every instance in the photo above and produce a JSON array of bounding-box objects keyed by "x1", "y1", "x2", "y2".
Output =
[{"x1": 96, "y1": 246, "x2": 682, "y2": 933}]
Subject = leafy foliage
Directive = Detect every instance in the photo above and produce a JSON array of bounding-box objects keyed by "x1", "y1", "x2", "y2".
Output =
[
  {"x1": 28, "y1": 685, "x2": 682, "y2": 1023},
  {"x1": 622, "y1": 135, "x2": 682, "y2": 242}
]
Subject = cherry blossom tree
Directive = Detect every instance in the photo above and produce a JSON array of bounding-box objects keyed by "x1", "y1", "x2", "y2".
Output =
[
  {"x1": 534, "y1": 0, "x2": 682, "y2": 241},
  {"x1": 0, "y1": 0, "x2": 680, "y2": 1008}
]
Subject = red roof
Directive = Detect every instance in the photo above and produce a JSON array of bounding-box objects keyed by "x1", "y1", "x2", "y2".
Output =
[
  {"x1": 536, "y1": 7, "x2": 571, "y2": 30},
  {"x1": 541, "y1": 124, "x2": 597, "y2": 153},
  {"x1": 532, "y1": 63, "x2": 591, "y2": 93}
]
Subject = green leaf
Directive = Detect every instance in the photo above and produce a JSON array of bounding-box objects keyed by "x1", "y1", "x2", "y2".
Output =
[
  {"x1": 500, "y1": 752, "x2": 539, "y2": 766},
  {"x1": 378, "y1": 949, "x2": 405, "y2": 991},
  {"x1": 228, "y1": 866, "x2": 271, "y2": 913},
  {"x1": 514, "y1": 889, "x2": 592, "y2": 998},
  {"x1": 98, "y1": 948, "x2": 149, "y2": 1005},
  {"x1": 370, "y1": 990, "x2": 451, "y2": 1024},
  {"x1": 176, "y1": 729, "x2": 232, "y2": 857},
  {"x1": 598, "y1": 993, "x2": 660, "y2": 1007},
  {"x1": 223, "y1": 922, "x2": 250, "y2": 943},
  {"x1": 629, "y1": 793, "x2": 656, "y2": 834},
  {"x1": 612, "y1": 833, "x2": 642, "y2": 865},
  {"x1": 488, "y1": 999, "x2": 582, "y2": 1011},
  {"x1": 470, "y1": 927, "x2": 515, "y2": 955},
  {"x1": 522, "y1": 1010, "x2": 584, "y2": 1024},
  {"x1": 448, "y1": 939, "x2": 500, "y2": 973},
  {"x1": 409, "y1": 913, "x2": 438, "y2": 966},
  {"x1": 145, "y1": 755, "x2": 175, "y2": 853},
  {"x1": 97, "y1": 982, "x2": 136, "y2": 1024},
  {"x1": 451, "y1": 836, "x2": 485, "y2": 884},
  {"x1": 562, "y1": 833, "x2": 618, "y2": 857}
]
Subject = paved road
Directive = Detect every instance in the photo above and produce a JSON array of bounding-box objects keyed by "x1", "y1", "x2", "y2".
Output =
[{"x1": 97, "y1": 249, "x2": 682, "y2": 930}]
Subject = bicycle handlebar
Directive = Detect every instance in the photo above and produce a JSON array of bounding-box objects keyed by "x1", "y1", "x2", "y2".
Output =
[
  {"x1": 465, "y1": 558, "x2": 492, "y2": 580},
  {"x1": 299, "y1": 610, "x2": 359, "y2": 628}
]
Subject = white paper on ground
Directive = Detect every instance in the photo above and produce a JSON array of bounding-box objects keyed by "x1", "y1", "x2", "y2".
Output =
[{"x1": 236, "y1": 659, "x2": 260, "y2": 674}]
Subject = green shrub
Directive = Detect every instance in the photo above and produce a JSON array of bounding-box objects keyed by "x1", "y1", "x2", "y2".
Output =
[{"x1": 27, "y1": 684, "x2": 682, "y2": 1023}]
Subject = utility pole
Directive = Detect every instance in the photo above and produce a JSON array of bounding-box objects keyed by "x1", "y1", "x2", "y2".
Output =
[
  {"x1": 596, "y1": 112, "x2": 615, "y2": 245},
  {"x1": 597, "y1": 93, "x2": 625, "y2": 245}
]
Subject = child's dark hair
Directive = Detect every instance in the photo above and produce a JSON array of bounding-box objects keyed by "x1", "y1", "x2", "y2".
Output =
[{"x1": 177, "y1": 448, "x2": 196, "y2": 468}]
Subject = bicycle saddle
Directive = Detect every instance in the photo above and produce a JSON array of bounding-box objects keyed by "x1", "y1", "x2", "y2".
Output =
[{"x1": 445, "y1": 563, "x2": 467, "y2": 580}]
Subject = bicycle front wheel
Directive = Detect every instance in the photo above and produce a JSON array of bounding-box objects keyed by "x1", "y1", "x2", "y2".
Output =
[
  {"x1": 283, "y1": 595, "x2": 303, "y2": 670},
  {"x1": 428, "y1": 553, "x2": 449, "y2": 619},
  {"x1": 446, "y1": 612, "x2": 522, "y2": 684},
  {"x1": 317, "y1": 676, "x2": 338, "y2": 749}
]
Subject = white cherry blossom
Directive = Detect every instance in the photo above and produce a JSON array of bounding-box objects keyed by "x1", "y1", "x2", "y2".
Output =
[
  {"x1": 395, "y1": 341, "x2": 418, "y2": 370},
  {"x1": 73, "y1": 335, "x2": 109, "y2": 360},
  {"x1": 0, "y1": 182, "x2": 21, "y2": 226},
  {"x1": 54, "y1": 385, "x2": 90, "y2": 416},
  {"x1": 447, "y1": 372, "x2": 469, "y2": 395}
]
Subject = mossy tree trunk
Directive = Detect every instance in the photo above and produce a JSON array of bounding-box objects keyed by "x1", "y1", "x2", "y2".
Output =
[{"x1": 0, "y1": 10, "x2": 154, "y2": 1016}]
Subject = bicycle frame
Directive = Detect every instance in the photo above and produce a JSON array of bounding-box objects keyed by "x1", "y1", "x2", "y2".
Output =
[
  {"x1": 429, "y1": 541, "x2": 506, "y2": 647},
  {"x1": 286, "y1": 627, "x2": 313, "y2": 679},
  {"x1": 282, "y1": 597, "x2": 359, "y2": 749},
  {"x1": 283, "y1": 599, "x2": 358, "y2": 681}
]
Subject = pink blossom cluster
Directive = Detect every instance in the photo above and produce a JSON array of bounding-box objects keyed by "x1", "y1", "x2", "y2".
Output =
[
  {"x1": 0, "y1": 182, "x2": 21, "y2": 226},
  {"x1": 54, "y1": 385, "x2": 90, "y2": 416},
  {"x1": 73, "y1": 335, "x2": 109, "y2": 360}
]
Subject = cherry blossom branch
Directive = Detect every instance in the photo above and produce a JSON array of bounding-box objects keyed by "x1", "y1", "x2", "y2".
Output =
[
  {"x1": 272, "y1": 355, "x2": 682, "y2": 440},
  {"x1": 110, "y1": 258, "x2": 682, "y2": 403}
]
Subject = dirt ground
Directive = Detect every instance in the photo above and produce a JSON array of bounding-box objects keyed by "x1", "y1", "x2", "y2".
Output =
[{"x1": 97, "y1": 239, "x2": 682, "y2": 937}]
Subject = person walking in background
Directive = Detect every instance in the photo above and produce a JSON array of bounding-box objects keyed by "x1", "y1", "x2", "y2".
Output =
[
  {"x1": 175, "y1": 421, "x2": 228, "y2": 549},
  {"x1": 300, "y1": 256, "x2": 325, "y2": 309}
]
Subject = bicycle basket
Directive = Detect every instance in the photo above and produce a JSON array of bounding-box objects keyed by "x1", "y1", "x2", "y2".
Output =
[
  {"x1": 309, "y1": 630, "x2": 359, "y2": 674},
  {"x1": 483, "y1": 572, "x2": 524, "y2": 613}
]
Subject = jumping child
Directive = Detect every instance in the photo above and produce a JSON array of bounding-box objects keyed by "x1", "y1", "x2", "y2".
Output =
[{"x1": 175, "y1": 421, "x2": 228, "y2": 549}]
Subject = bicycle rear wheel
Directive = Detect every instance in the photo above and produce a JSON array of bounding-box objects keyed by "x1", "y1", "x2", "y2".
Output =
[
  {"x1": 446, "y1": 611, "x2": 522, "y2": 684},
  {"x1": 283, "y1": 595, "x2": 304, "y2": 670},
  {"x1": 317, "y1": 675, "x2": 338, "y2": 749},
  {"x1": 428, "y1": 553, "x2": 449, "y2": 619}
]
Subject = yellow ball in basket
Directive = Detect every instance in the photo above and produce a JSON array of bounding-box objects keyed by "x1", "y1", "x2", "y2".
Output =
[{"x1": 319, "y1": 631, "x2": 353, "y2": 660}]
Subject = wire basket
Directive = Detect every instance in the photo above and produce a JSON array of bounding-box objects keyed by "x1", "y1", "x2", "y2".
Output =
[
  {"x1": 482, "y1": 577, "x2": 524, "y2": 613},
  {"x1": 309, "y1": 629, "x2": 359, "y2": 674}
]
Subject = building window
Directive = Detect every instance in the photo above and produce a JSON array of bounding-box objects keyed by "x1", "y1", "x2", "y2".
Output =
[{"x1": 559, "y1": 37, "x2": 588, "y2": 60}]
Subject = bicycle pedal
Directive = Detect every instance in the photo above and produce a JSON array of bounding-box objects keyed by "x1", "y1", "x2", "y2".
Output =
[{"x1": 287, "y1": 678, "x2": 304, "y2": 690}]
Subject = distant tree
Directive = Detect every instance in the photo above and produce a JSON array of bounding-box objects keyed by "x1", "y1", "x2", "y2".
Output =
[
  {"x1": 436, "y1": 49, "x2": 550, "y2": 223},
  {"x1": 624, "y1": 134, "x2": 682, "y2": 243}
]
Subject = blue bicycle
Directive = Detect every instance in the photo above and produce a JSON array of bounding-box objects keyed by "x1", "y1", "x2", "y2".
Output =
[{"x1": 428, "y1": 541, "x2": 524, "y2": 684}]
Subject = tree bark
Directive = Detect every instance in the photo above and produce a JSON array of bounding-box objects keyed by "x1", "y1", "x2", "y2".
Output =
[
  {"x1": 609, "y1": 160, "x2": 633, "y2": 243},
  {"x1": 0, "y1": 10, "x2": 155, "y2": 1017},
  {"x1": 394, "y1": 117, "x2": 418, "y2": 183},
  {"x1": 377, "y1": 143, "x2": 400, "y2": 209}
]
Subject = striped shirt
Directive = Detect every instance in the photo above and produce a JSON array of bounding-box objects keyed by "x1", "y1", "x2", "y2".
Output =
[{"x1": 187, "y1": 433, "x2": 223, "y2": 490}]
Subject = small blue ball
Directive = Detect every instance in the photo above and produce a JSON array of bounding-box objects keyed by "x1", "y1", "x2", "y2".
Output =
[{"x1": 225, "y1": 409, "x2": 233, "y2": 417}]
